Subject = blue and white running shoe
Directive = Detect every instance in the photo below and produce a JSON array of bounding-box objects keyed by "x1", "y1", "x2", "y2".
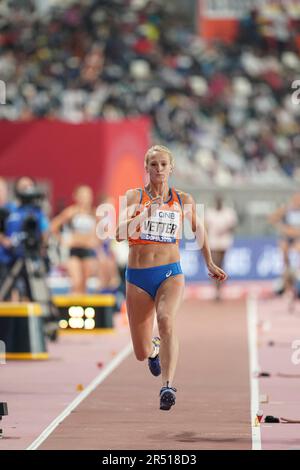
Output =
[
  {"x1": 148, "y1": 337, "x2": 161, "y2": 377},
  {"x1": 159, "y1": 386, "x2": 177, "y2": 411}
]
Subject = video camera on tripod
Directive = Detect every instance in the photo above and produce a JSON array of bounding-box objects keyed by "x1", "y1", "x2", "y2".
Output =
[
  {"x1": 11, "y1": 186, "x2": 46, "y2": 258},
  {"x1": 0, "y1": 183, "x2": 59, "y2": 341},
  {"x1": 0, "y1": 207, "x2": 9, "y2": 235}
]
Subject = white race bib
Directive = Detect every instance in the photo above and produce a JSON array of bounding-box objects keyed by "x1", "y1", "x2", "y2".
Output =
[{"x1": 140, "y1": 210, "x2": 180, "y2": 243}]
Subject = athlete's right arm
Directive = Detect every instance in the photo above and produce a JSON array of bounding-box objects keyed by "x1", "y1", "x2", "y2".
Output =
[
  {"x1": 268, "y1": 205, "x2": 286, "y2": 225},
  {"x1": 51, "y1": 206, "x2": 75, "y2": 234},
  {"x1": 116, "y1": 189, "x2": 162, "y2": 242},
  {"x1": 116, "y1": 190, "x2": 141, "y2": 242}
]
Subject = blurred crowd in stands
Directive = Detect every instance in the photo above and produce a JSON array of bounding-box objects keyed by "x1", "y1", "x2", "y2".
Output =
[{"x1": 0, "y1": 0, "x2": 300, "y2": 186}]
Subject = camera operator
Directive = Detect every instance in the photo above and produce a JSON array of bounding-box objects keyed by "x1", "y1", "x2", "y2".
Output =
[
  {"x1": 0, "y1": 178, "x2": 16, "y2": 288},
  {"x1": 0, "y1": 177, "x2": 59, "y2": 340},
  {"x1": 2, "y1": 176, "x2": 49, "y2": 300}
]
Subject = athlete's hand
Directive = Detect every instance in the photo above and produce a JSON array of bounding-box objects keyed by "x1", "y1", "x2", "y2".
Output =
[
  {"x1": 278, "y1": 224, "x2": 300, "y2": 238},
  {"x1": 207, "y1": 261, "x2": 227, "y2": 282}
]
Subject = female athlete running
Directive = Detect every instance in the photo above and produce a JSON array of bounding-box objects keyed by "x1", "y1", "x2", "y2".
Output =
[
  {"x1": 51, "y1": 185, "x2": 98, "y2": 294},
  {"x1": 116, "y1": 145, "x2": 227, "y2": 411}
]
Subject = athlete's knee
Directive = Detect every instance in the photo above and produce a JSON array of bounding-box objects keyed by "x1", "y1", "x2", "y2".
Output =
[
  {"x1": 74, "y1": 279, "x2": 83, "y2": 289},
  {"x1": 134, "y1": 348, "x2": 149, "y2": 361},
  {"x1": 71, "y1": 279, "x2": 84, "y2": 293},
  {"x1": 70, "y1": 273, "x2": 83, "y2": 288},
  {"x1": 157, "y1": 315, "x2": 174, "y2": 338}
]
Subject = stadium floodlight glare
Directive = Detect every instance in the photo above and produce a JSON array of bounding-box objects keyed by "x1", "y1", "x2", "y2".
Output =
[
  {"x1": 84, "y1": 319, "x2": 95, "y2": 330},
  {"x1": 85, "y1": 307, "x2": 95, "y2": 318},
  {"x1": 69, "y1": 318, "x2": 84, "y2": 329},
  {"x1": 68, "y1": 306, "x2": 84, "y2": 318},
  {"x1": 59, "y1": 320, "x2": 68, "y2": 329}
]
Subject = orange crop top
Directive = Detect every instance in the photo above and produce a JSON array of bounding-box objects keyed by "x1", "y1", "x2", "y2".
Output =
[{"x1": 128, "y1": 187, "x2": 183, "y2": 246}]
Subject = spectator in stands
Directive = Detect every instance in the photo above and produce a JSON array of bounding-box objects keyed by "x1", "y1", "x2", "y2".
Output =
[
  {"x1": 264, "y1": 4, "x2": 293, "y2": 55},
  {"x1": 238, "y1": 8, "x2": 263, "y2": 48},
  {"x1": 0, "y1": 0, "x2": 300, "y2": 185}
]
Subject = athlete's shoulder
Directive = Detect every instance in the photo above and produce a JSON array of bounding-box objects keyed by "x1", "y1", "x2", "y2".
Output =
[
  {"x1": 66, "y1": 204, "x2": 79, "y2": 217},
  {"x1": 125, "y1": 188, "x2": 143, "y2": 204},
  {"x1": 174, "y1": 189, "x2": 194, "y2": 205}
]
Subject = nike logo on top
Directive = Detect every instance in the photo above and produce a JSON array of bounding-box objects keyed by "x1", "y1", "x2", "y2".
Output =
[{"x1": 165, "y1": 270, "x2": 172, "y2": 278}]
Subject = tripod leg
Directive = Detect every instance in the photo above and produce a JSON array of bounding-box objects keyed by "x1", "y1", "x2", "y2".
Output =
[
  {"x1": 24, "y1": 258, "x2": 48, "y2": 304},
  {"x1": 24, "y1": 258, "x2": 59, "y2": 341},
  {"x1": 0, "y1": 259, "x2": 24, "y2": 301}
]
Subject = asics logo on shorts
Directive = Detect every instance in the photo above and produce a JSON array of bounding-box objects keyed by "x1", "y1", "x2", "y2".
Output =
[{"x1": 165, "y1": 270, "x2": 172, "y2": 278}]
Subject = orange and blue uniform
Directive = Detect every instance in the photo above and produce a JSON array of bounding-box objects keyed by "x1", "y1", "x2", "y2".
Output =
[
  {"x1": 128, "y1": 186, "x2": 183, "y2": 245},
  {"x1": 126, "y1": 187, "x2": 184, "y2": 299}
]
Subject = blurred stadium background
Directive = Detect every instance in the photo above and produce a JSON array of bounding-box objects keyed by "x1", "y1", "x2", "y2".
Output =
[
  {"x1": 1, "y1": 0, "x2": 300, "y2": 274},
  {"x1": 1, "y1": 0, "x2": 300, "y2": 451}
]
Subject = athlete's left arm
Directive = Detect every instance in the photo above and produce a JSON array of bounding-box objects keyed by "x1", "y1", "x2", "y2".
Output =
[{"x1": 180, "y1": 192, "x2": 227, "y2": 282}]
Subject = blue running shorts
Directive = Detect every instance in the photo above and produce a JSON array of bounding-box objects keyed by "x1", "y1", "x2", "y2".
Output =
[{"x1": 126, "y1": 262, "x2": 183, "y2": 299}]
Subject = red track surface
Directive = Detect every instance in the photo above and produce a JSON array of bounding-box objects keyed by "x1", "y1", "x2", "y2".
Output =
[
  {"x1": 4, "y1": 287, "x2": 298, "y2": 451},
  {"x1": 0, "y1": 316, "x2": 130, "y2": 450},
  {"x1": 39, "y1": 299, "x2": 252, "y2": 450},
  {"x1": 257, "y1": 296, "x2": 300, "y2": 450}
]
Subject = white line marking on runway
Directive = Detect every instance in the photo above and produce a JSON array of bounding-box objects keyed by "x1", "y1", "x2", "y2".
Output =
[
  {"x1": 27, "y1": 342, "x2": 133, "y2": 450},
  {"x1": 247, "y1": 294, "x2": 262, "y2": 450}
]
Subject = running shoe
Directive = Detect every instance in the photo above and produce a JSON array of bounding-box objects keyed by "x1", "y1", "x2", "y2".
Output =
[
  {"x1": 159, "y1": 386, "x2": 177, "y2": 411},
  {"x1": 148, "y1": 336, "x2": 161, "y2": 377}
]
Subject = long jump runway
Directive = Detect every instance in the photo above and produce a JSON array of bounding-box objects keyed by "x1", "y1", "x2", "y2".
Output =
[{"x1": 37, "y1": 299, "x2": 252, "y2": 450}]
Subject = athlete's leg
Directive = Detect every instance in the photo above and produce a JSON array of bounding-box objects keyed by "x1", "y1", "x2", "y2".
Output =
[
  {"x1": 126, "y1": 281, "x2": 156, "y2": 361},
  {"x1": 82, "y1": 257, "x2": 97, "y2": 292},
  {"x1": 68, "y1": 256, "x2": 84, "y2": 294},
  {"x1": 155, "y1": 274, "x2": 184, "y2": 387},
  {"x1": 98, "y1": 253, "x2": 120, "y2": 289},
  {"x1": 279, "y1": 239, "x2": 290, "y2": 270},
  {"x1": 98, "y1": 253, "x2": 111, "y2": 289},
  {"x1": 279, "y1": 240, "x2": 292, "y2": 293}
]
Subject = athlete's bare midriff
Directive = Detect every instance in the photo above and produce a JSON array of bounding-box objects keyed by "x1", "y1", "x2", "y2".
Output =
[
  {"x1": 68, "y1": 233, "x2": 98, "y2": 249},
  {"x1": 128, "y1": 243, "x2": 180, "y2": 268}
]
